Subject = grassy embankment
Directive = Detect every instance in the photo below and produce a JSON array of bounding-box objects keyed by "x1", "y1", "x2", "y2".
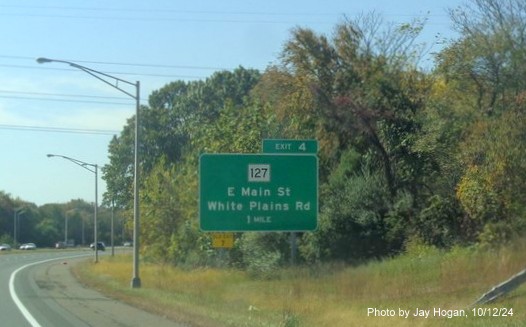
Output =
[{"x1": 74, "y1": 240, "x2": 526, "y2": 327}]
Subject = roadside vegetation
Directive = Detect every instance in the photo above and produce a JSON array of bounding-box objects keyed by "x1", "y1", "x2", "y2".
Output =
[
  {"x1": 1, "y1": 1, "x2": 526, "y2": 325},
  {"x1": 76, "y1": 237, "x2": 526, "y2": 327}
]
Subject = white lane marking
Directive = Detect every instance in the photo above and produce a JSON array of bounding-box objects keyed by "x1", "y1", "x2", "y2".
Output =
[{"x1": 9, "y1": 254, "x2": 90, "y2": 327}]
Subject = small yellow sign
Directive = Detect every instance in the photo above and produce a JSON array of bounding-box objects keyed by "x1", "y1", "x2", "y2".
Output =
[{"x1": 211, "y1": 233, "x2": 234, "y2": 248}]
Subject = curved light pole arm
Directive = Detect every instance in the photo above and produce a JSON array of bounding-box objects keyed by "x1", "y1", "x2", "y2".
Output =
[
  {"x1": 37, "y1": 57, "x2": 138, "y2": 99},
  {"x1": 47, "y1": 154, "x2": 96, "y2": 173}
]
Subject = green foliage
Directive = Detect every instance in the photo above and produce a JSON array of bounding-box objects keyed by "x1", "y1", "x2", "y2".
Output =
[
  {"x1": 304, "y1": 160, "x2": 395, "y2": 263},
  {"x1": 140, "y1": 159, "x2": 181, "y2": 262},
  {"x1": 456, "y1": 108, "x2": 526, "y2": 241},
  {"x1": 280, "y1": 310, "x2": 300, "y2": 327},
  {"x1": 98, "y1": 6, "x2": 525, "y2": 267},
  {"x1": 403, "y1": 236, "x2": 441, "y2": 259},
  {"x1": 384, "y1": 191, "x2": 414, "y2": 247},
  {"x1": 444, "y1": 0, "x2": 526, "y2": 114},
  {"x1": 0, "y1": 233, "x2": 13, "y2": 244},
  {"x1": 0, "y1": 194, "x2": 125, "y2": 248},
  {"x1": 0, "y1": 192, "x2": 15, "y2": 237},
  {"x1": 478, "y1": 221, "x2": 520, "y2": 248},
  {"x1": 238, "y1": 233, "x2": 288, "y2": 279},
  {"x1": 34, "y1": 218, "x2": 60, "y2": 246},
  {"x1": 192, "y1": 100, "x2": 267, "y2": 154},
  {"x1": 275, "y1": 17, "x2": 429, "y2": 191},
  {"x1": 102, "y1": 68, "x2": 261, "y2": 208},
  {"x1": 168, "y1": 220, "x2": 212, "y2": 268},
  {"x1": 415, "y1": 194, "x2": 464, "y2": 246}
]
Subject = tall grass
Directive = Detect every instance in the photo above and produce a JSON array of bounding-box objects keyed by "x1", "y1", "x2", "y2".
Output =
[{"x1": 75, "y1": 239, "x2": 526, "y2": 327}]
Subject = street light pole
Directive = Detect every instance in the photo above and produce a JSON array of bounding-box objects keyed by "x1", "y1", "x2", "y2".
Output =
[
  {"x1": 47, "y1": 154, "x2": 99, "y2": 263},
  {"x1": 37, "y1": 57, "x2": 142, "y2": 288},
  {"x1": 111, "y1": 199, "x2": 115, "y2": 256},
  {"x1": 13, "y1": 208, "x2": 25, "y2": 246},
  {"x1": 65, "y1": 211, "x2": 68, "y2": 243}
]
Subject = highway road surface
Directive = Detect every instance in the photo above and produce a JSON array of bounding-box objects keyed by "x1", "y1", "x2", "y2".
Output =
[{"x1": 0, "y1": 249, "x2": 187, "y2": 327}]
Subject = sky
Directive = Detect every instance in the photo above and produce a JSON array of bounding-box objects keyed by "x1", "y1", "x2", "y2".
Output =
[{"x1": 0, "y1": 0, "x2": 464, "y2": 206}]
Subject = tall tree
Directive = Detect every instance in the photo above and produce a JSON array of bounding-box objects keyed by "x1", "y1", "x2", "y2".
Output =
[
  {"x1": 102, "y1": 68, "x2": 260, "y2": 209},
  {"x1": 441, "y1": 0, "x2": 526, "y2": 114},
  {"x1": 274, "y1": 13, "x2": 430, "y2": 196},
  {"x1": 255, "y1": 13, "x2": 433, "y2": 261},
  {"x1": 433, "y1": 0, "x2": 526, "y2": 242}
]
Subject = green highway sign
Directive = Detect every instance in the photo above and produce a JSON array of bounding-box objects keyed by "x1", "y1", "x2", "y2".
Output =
[
  {"x1": 262, "y1": 139, "x2": 318, "y2": 154},
  {"x1": 199, "y1": 154, "x2": 318, "y2": 232}
]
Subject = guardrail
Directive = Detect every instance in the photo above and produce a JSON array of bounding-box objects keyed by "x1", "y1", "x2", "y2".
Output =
[{"x1": 473, "y1": 268, "x2": 526, "y2": 305}]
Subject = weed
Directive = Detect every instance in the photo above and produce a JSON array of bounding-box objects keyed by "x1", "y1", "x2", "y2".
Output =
[
  {"x1": 280, "y1": 309, "x2": 300, "y2": 327},
  {"x1": 75, "y1": 240, "x2": 526, "y2": 327}
]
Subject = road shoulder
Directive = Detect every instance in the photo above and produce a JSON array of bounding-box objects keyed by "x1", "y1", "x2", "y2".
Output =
[{"x1": 31, "y1": 256, "x2": 188, "y2": 327}]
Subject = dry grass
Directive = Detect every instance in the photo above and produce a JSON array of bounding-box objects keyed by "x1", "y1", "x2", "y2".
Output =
[{"x1": 75, "y1": 240, "x2": 526, "y2": 327}]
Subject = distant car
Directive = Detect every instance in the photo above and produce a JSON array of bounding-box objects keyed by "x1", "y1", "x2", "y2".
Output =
[
  {"x1": 0, "y1": 243, "x2": 11, "y2": 251},
  {"x1": 90, "y1": 242, "x2": 106, "y2": 251},
  {"x1": 123, "y1": 241, "x2": 132, "y2": 247},
  {"x1": 20, "y1": 243, "x2": 36, "y2": 250},
  {"x1": 55, "y1": 241, "x2": 67, "y2": 249}
]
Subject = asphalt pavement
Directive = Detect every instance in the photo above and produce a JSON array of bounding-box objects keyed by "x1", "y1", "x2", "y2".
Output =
[{"x1": 1, "y1": 250, "x2": 188, "y2": 327}]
